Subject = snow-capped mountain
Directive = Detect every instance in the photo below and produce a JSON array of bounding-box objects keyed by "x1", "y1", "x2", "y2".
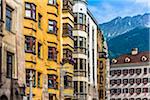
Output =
[
  {"x1": 99, "y1": 13, "x2": 150, "y2": 59},
  {"x1": 99, "y1": 13, "x2": 150, "y2": 40}
]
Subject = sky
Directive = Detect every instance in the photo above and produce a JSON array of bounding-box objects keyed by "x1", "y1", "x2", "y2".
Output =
[{"x1": 88, "y1": 0, "x2": 150, "y2": 24}]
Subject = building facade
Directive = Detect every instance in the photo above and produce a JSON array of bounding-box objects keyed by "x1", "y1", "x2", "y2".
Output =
[
  {"x1": 0, "y1": 0, "x2": 26, "y2": 100},
  {"x1": 23, "y1": 0, "x2": 62, "y2": 99},
  {"x1": 73, "y1": 0, "x2": 99, "y2": 100},
  {"x1": 62, "y1": 0, "x2": 74, "y2": 100},
  {"x1": 97, "y1": 29, "x2": 109, "y2": 100},
  {"x1": 110, "y1": 49, "x2": 150, "y2": 100}
]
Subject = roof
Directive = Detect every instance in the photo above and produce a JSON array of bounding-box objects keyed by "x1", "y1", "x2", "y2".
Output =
[{"x1": 111, "y1": 51, "x2": 150, "y2": 65}]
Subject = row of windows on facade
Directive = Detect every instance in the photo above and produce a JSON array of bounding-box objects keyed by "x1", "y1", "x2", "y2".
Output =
[
  {"x1": 110, "y1": 88, "x2": 149, "y2": 95},
  {"x1": 26, "y1": 69, "x2": 72, "y2": 89},
  {"x1": 25, "y1": 36, "x2": 74, "y2": 62},
  {"x1": 110, "y1": 68, "x2": 149, "y2": 77},
  {"x1": 110, "y1": 78, "x2": 149, "y2": 86},
  {"x1": 110, "y1": 98, "x2": 148, "y2": 100}
]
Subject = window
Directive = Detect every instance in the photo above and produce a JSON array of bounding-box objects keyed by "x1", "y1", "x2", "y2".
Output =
[
  {"x1": 48, "y1": 0, "x2": 56, "y2": 5},
  {"x1": 74, "y1": 58, "x2": 78, "y2": 70},
  {"x1": 64, "y1": 75, "x2": 72, "y2": 88},
  {"x1": 25, "y1": 36, "x2": 36, "y2": 54},
  {"x1": 99, "y1": 89, "x2": 103, "y2": 99},
  {"x1": 25, "y1": 3, "x2": 36, "y2": 19},
  {"x1": 6, "y1": 6, "x2": 13, "y2": 31},
  {"x1": 144, "y1": 68, "x2": 147, "y2": 74},
  {"x1": 123, "y1": 69, "x2": 128, "y2": 76},
  {"x1": 129, "y1": 79, "x2": 134, "y2": 85},
  {"x1": 38, "y1": 13, "x2": 42, "y2": 29},
  {"x1": 136, "y1": 69, "x2": 141, "y2": 75},
  {"x1": 74, "y1": 36, "x2": 77, "y2": 47},
  {"x1": 136, "y1": 78, "x2": 141, "y2": 85},
  {"x1": 37, "y1": 72, "x2": 41, "y2": 87},
  {"x1": 26, "y1": 69, "x2": 36, "y2": 87},
  {"x1": 123, "y1": 88, "x2": 128, "y2": 93},
  {"x1": 63, "y1": 23, "x2": 73, "y2": 37},
  {"x1": 0, "y1": 0, "x2": 2, "y2": 20},
  {"x1": 0, "y1": 48, "x2": 1, "y2": 82},
  {"x1": 142, "y1": 88, "x2": 148, "y2": 93},
  {"x1": 129, "y1": 69, "x2": 134, "y2": 75},
  {"x1": 117, "y1": 79, "x2": 121, "y2": 85},
  {"x1": 48, "y1": 47, "x2": 57, "y2": 61},
  {"x1": 74, "y1": 81, "x2": 78, "y2": 93},
  {"x1": 100, "y1": 61, "x2": 103, "y2": 70},
  {"x1": 79, "y1": 37, "x2": 83, "y2": 47},
  {"x1": 38, "y1": 42, "x2": 42, "y2": 58},
  {"x1": 80, "y1": 81, "x2": 83, "y2": 92},
  {"x1": 143, "y1": 78, "x2": 148, "y2": 85},
  {"x1": 63, "y1": 49, "x2": 72, "y2": 59},
  {"x1": 48, "y1": 74, "x2": 57, "y2": 89},
  {"x1": 123, "y1": 79, "x2": 128, "y2": 85},
  {"x1": 79, "y1": 13, "x2": 83, "y2": 24},
  {"x1": 74, "y1": 13, "x2": 77, "y2": 23},
  {"x1": 6, "y1": 52, "x2": 13, "y2": 78},
  {"x1": 80, "y1": 59, "x2": 83, "y2": 70},
  {"x1": 48, "y1": 20, "x2": 57, "y2": 34},
  {"x1": 117, "y1": 88, "x2": 121, "y2": 95},
  {"x1": 136, "y1": 88, "x2": 141, "y2": 94},
  {"x1": 117, "y1": 70, "x2": 121, "y2": 76},
  {"x1": 129, "y1": 88, "x2": 134, "y2": 95}
]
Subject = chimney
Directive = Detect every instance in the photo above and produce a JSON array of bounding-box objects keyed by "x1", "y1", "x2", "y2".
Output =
[{"x1": 131, "y1": 48, "x2": 138, "y2": 55}]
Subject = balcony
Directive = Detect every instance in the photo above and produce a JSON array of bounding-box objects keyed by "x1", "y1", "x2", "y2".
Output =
[
  {"x1": 98, "y1": 52, "x2": 107, "y2": 58},
  {"x1": 74, "y1": 70, "x2": 86, "y2": 77},
  {"x1": 63, "y1": 0, "x2": 73, "y2": 15},
  {"x1": 62, "y1": 58, "x2": 75, "y2": 65},
  {"x1": 74, "y1": 24, "x2": 87, "y2": 32},
  {"x1": 74, "y1": 47, "x2": 87, "y2": 54}
]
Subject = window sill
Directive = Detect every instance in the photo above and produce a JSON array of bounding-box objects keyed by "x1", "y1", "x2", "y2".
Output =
[
  {"x1": 47, "y1": 4, "x2": 58, "y2": 9},
  {"x1": 25, "y1": 51, "x2": 36, "y2": 55},
  {"x1": 24, "y1": 17, "x2": 37, "y2": 22},
  {"x1": 47, "y1": 31, "x2": 57, "y2": 36},
  {"x1": 47, "y1": 58, "x2": 57, "y2": 62}
]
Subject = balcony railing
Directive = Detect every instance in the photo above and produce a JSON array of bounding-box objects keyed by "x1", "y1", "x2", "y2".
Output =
[
  {"x1": 74, "y1": 70, "x2": 86, "y2": 77},
  {"x1": 74, "y1": 24, "x2": 87, "y2": 32},
  {"x1": 74, "y1": 47, "x2": 87, "y2": 54}
]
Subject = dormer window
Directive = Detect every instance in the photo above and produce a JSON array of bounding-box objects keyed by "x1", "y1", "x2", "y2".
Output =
[
  {"x1": 125, "y1": 57, "x2": 130, "y2": 63},
  {"x1": 141, "y1": 56, "x2": 147, "y2": 62},
  {"x1": 112, "y1": 59, "x2": 117, "y2": 64}
]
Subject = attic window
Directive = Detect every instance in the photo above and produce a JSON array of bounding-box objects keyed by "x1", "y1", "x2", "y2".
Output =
[
  {"x1": 112, "y1": 59, "x2": 117, "y2": 64},
  {"x1": 125, "y1": 57, "x2": 130, "y2": 63},
  {"x1": 141, "y1": 56, "x2": 147, "y2": 62}
]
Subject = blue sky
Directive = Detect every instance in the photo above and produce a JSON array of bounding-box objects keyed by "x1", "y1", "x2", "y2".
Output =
[{"x1": 88, "y1": 0, "x2": 150, "y2": 24}]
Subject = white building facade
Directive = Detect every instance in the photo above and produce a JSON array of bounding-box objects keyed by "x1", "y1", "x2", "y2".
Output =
[
  {"x1": 73, "y1": 0, "x2": 99, "y2": 100},
  {"x1": 110, "y1": 49, "x2": 150, "y2": 100}
]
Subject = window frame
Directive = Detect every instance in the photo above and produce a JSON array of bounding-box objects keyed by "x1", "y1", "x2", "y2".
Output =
[
  {"x1": 6, "y1": 5, "x2": 13, "y2": 31},
  {"x1": 25, "y1": 2, "x2": 36, "y2": 20}
]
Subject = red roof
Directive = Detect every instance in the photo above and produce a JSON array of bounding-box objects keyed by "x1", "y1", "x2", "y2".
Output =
[{"x1": 111, "y1": 51, "x2": 150, "y2": 65}]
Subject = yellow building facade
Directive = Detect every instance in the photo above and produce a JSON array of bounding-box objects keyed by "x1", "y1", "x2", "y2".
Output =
[
  {"x1": 23, "y1": 0, "x2": 62, "y2": 99},
  {"x1": 97, "y1": 29, "x2": 108, "y2": 100},
  {"x1": 62, "y1": 0, "x2": 74, "y2": 100}
]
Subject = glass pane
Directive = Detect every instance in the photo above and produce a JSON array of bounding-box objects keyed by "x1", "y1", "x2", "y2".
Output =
[
  {"x1": 25, "y1": 3, "x2": 31, "y2": 9},
  {"x1": 25, "y1": 10, "x2": 31, "y2": 17},
  {"x1": 48, "y1": 26, "x2": 54, "y2": 32},
  {"x1": 48, "y1": 0, "x2": 53, "y2": 4}
]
